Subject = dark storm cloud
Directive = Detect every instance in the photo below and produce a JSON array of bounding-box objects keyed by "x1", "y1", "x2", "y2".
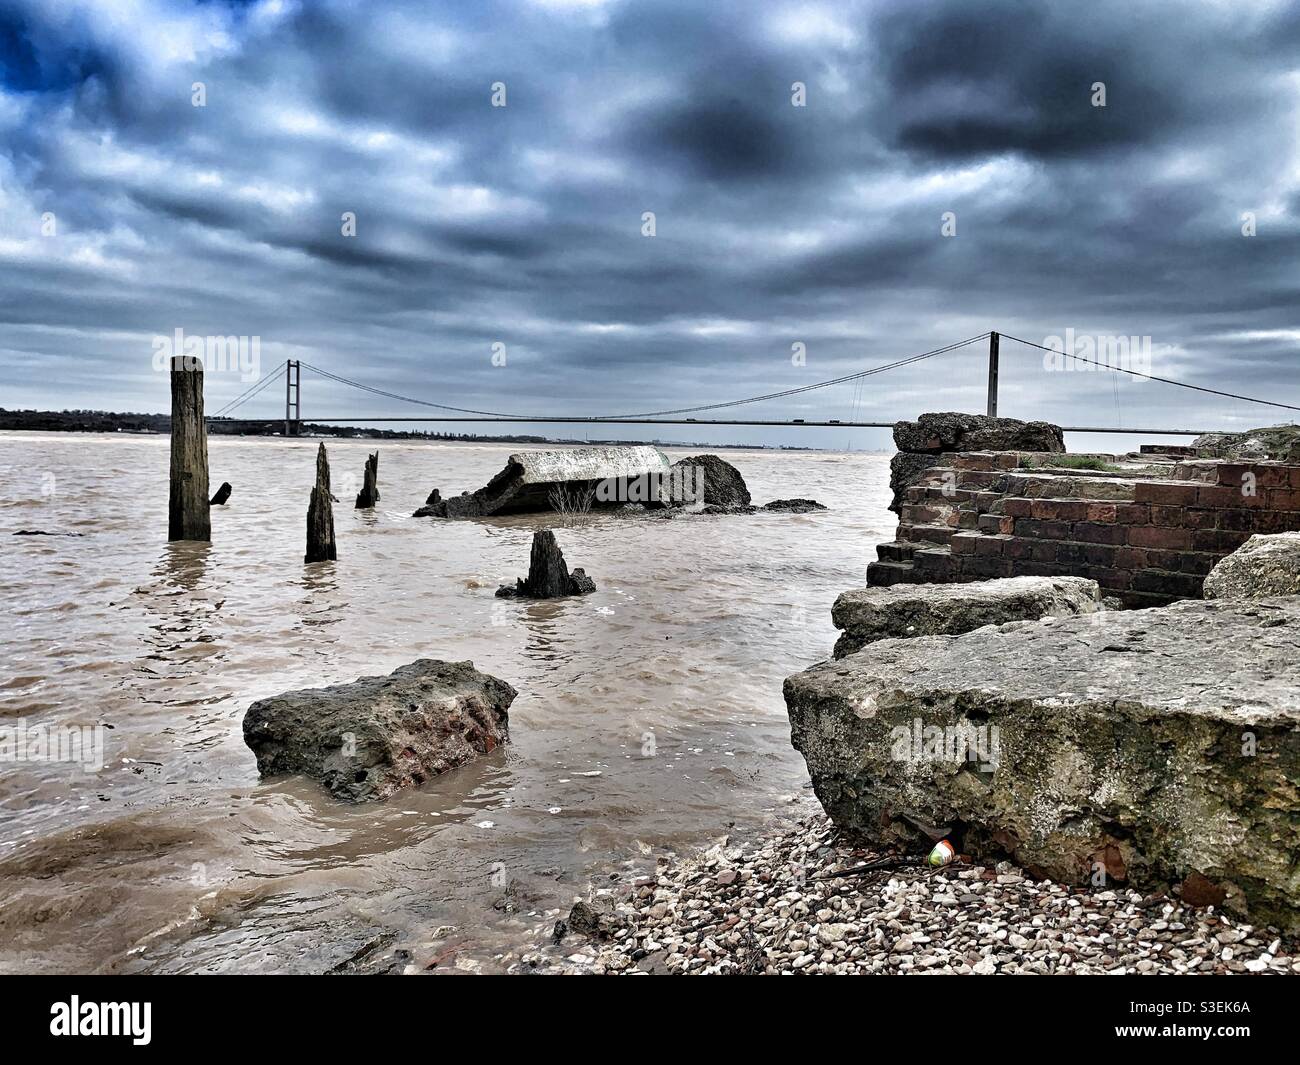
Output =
[{"x1": 0, "y1": 0, "x2": 1296, "y2": 447}]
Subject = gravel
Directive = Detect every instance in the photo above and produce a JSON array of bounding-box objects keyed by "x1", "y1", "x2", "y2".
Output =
[{"x1": 518, "y1": 814, "x2": 1297, "y2": 976}]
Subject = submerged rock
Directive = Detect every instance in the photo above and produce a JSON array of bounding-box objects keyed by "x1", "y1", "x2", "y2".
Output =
[
  {"x1": 831, "y1": 575, "x2": 1103, "y2": 658},
  {"x1": 785, "y1": 597, "x2": 1300, "y2": 930},
  {"x1": 243, "y1": 659, "x2": 515, "y2": 803},
  {"x1": 414, "y1": 445, "x2": 672, "y2": 518},
  {"x1": 667, "y1": 454, "x2": 750, "y2": 507},
  {"x1": 1203, "y1": 531, "x2": 1300, "y2": 600},
  {"x1": 762, "y1": 498, "x2": 827, "y2": 512},
  {"x1": 496, "y1": 530, "x2": 596, "y2": 598}
]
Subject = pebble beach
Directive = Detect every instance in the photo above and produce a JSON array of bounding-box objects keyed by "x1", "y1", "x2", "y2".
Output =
[{"x1": 533, "y1": 815, "x2": 1298, "y2": 976}]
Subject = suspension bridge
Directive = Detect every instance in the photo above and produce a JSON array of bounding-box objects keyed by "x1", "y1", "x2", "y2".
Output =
[{"x1": 208, "y1": 331, "x2": 1300, "y2": 438}]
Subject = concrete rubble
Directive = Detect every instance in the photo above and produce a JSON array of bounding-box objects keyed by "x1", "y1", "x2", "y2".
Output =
[
  {"x1": 243, "y1": 659, "x2": 516, "y2": 802},
  {"x1": 1203, "y1": 531, "x2": 1300, "y2": 600},
  {"x1": 831, "y1": 575, "x2": 1103, "y2": 658},
  {"x1": 785, "y1": 597, "x2": 1300, "y2": 931}
]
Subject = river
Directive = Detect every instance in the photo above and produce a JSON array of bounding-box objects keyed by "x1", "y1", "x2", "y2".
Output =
[{"x1": 0, "y1": 433, "x2": 892, "y2": 973}]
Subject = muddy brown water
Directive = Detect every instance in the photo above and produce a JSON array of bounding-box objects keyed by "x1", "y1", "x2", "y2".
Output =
[{"x1": 0, "y1": 434, "x2": 892, "y2": 973}]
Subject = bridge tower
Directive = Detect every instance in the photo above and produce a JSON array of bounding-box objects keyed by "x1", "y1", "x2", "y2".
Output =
[
  {"x1": 986, "y1": 332, "x2": 1000, "y2": 418},
  {"x1": 284, "y1": 359, "x2": 301, "y2": 436}
]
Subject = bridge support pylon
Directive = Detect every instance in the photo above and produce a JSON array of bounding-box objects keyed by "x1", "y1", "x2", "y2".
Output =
[
  {"x1": 986, "y1": 332, "x2": 1000, "y2": 418},
  {"x1": 285, "y1": 359, "x2": 301, "y2": 436}
]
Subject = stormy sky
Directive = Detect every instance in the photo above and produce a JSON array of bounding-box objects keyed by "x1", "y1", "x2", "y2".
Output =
[{"x1": 1, "y1": 0, "x2": 1297, "y2": 449}]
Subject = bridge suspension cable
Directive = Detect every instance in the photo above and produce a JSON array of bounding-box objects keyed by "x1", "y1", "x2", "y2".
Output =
[
  {"x1": 211, "y1": 361, "x2": 286, "y2": 418},
  {"x1": 1000, "y1": 333, "x2": 1300, "y2": 414},
  {"x1": 291, "y1": 333, "x2": 991, "y2": 422}
]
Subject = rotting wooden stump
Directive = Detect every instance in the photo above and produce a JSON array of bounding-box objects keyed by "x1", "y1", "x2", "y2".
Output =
[
  {"x1": 305, "y1": 442, "x2": 337, "y2": 563},
  {"x1": 355, "y1": 451, "x2": 380, "y2": 509},
  {"x1": 168, "y1": 357, "x2": 210, "y2": 542},
  {"x1": 210, "y1": 482, "x2": 232, "y2": 506},
  {"x1": 496, "y1": 530, "x2": 596, "y2": 598}
]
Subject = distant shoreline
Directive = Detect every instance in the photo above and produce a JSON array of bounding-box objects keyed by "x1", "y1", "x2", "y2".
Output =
[{"x1": 0, "y1": 410, "x2": 838, "y2": 452}]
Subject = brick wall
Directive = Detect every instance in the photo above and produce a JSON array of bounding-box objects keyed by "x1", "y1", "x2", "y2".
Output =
[{"x1": 868, "y1": 453, "x2": 1300, "y2": 606}]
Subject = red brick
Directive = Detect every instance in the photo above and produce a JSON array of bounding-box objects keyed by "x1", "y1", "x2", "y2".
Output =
[
  {"x1": 1113, "y1": 547, "x2": 1148, "y2": 569},
  {"x1": 974, "y1": 535, "x2": 1008, "y2": 556},
  {"x1": 1054, "y1": 542, "x2": 1087, "y2": 565},
  {"x1": 1018, "y1": 519, "x2": 1072, "y2": 539},
  {"x1": 1265, "y1": 489, "x2": 1300, "y2": 510},
  {"x1": 1216, "y1": 463, "x2": 1293, "y2": 488},
  {"x1": 977, "y1": 514, "x2": 1015, "y2": 534},
  {"x1": 1003, "y1": 537, "x2": 1035, "y2": 560},
  {"x1": 1177, "y1": 551, "x2": 1224, "y2": 575},
  {"x1": 1030, "y1": 541, "x2": 1058, "y2": 563},
  {"x1": 1132, "y1": 569, "x2": 1204, "y2": 598},
  {"x1": 1012, "y1": 560, "x2": 1072, "y2": 578},
  {"x1": 963, "y1": 556, "x2": 1013, "y2": 579},
  {"x1": 1072, "y1": 522, "x2": 1127, "y2": 545},
  {"x1": 1113, "y1": 503, "x2": 1151, "y2": 524},
  {"x1": 1127, "y1": 525, "x2": 1193, "y2": 550},
  {"x1": 1083, "y1": 566, "x2": 1128, "y2": 589},
  {"x1": 1134, "y1": 482, "x2": 1200, "y2": 506},
  {"x1": 1176, "y1": 508, "x2": 1217, "y2": 529},
  {"x1": 1081, "y1": 543, "x2": 1117, "y2": 566},
  {"x1": 1197, "y1": 484, "x2": 1266, "y2": 508},
  {"x1": 1148, "y1": 505, "x2": 1187, "y2": 526},
  {"x1": 1085, "y1": 503, "x2": 1117, "y2": 522},
  {"x1": 950, "y1": 532, "x2": 979, "y2": 555},
  {"x1": 1192, "y1": 528, "x2": 1251, "y2": 552}
]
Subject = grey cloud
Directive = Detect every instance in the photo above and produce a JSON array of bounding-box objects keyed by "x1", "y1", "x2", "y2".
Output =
[{"x1": 0, "y1": 0, "x2": 1296, "y2": 450}]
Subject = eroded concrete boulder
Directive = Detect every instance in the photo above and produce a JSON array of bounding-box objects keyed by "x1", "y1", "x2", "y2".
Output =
[
  {"x1": 1203, "y1": 532, "x2": 1300, "y2": 600},
  {"x1": 830, "y1": 575, "x2": 1103, "y2": 658},
  {"x1": 414, "y1": 446, "x2": 672, "y2": 518},
  {"x1": 668, "y1": 454, "x2": 750, "y2": 507},
  {"x1": 244, "y1": 660, "x2": 515, "y2": 802},
  {"x1": 1192, "y1": 425, "x2": 1300, "y2": 463},
  {"x1": 893, "y1": 412, "x2": 1065, "y2": 455},
  {"x1": 785, "y1": 598, "x2": 1300, "y2": 930}
]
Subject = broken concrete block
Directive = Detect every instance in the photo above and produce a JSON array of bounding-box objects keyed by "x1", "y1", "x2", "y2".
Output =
[
  {"x1": 831, "y1": 575, "x2": 1103, "y2": 658},
  {"x1": 785, "y1": 597, "x2": 1300, "y2": 930}
]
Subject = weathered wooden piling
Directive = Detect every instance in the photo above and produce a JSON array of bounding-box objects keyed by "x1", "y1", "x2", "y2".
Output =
[
  {"x1": 523, "y1": 529, "x2": 571, "y2": 597},
  {"x1": 168, "y1": 357, "x2": 210, "y2": 542},
  {"x1": 305, "y1": 442, "x2": 337, "y2": 563},
  {"x1": 496, "y1": 530, "x2": 596, "y2": 598},
  {"x1": 355, "y1": 451, "x2": 380, "y2": 509}
]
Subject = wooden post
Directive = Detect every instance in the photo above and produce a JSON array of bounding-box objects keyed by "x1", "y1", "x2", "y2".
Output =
[
  {"x1": 522, "y1": 530, "x2": 571, "y2": 598},
  {"x1": 168, "y1": 356, "x2": 210, "y2": 541},
  {"x1": 305, "y1": 442, "x2": 337, "y2": 563},
  {"x1": 355, "y1": 451, "x2": 379, "y2": 508},
  {"x1": 986, "y1": 331, "x2": 1000, "y2": 418}
]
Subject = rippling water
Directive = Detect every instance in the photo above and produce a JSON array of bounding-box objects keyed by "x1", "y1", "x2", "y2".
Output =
[{"x1": 0, "y1": 433, "x2": 892, "y2": 973}]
